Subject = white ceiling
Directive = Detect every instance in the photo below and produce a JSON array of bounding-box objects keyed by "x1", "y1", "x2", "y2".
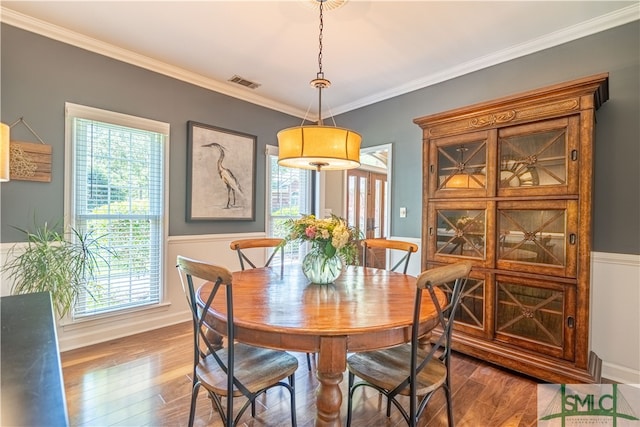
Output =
[{"x1": 2, "y1": 1, "x2": 638, "y2": 120}]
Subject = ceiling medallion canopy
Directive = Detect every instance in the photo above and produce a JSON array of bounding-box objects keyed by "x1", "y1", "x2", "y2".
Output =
[
  {"x1": 278, "y1": 0, "x2": 361, "y2": 172},
  {"x1": 304, "y1": 0, "x2": 348, "y2": 11}
]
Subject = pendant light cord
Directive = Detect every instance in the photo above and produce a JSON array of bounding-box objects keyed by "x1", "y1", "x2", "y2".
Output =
[
  {"x1": 301, "y1": 0, "x2": 338, "y2": 128},
  {"x1": 317, "y1": 0, "x2": 325, "y2": 125},
  {"x1": 318, "y1": 0, "x2": 324, "y2": 79}
]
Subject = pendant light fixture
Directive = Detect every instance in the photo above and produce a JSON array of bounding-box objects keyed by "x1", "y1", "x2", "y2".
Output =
[{"x1": 277, "y1": 0, "x2": 361, "y2": 172}]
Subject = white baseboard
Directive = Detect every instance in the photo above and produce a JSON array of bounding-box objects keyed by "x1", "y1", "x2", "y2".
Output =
[
  {"x1": 59, "y1": 308, "x2": 190, "y2": 352},
  {"x1": 601, "y1": 361, "x2": 640, "y2": 384}
]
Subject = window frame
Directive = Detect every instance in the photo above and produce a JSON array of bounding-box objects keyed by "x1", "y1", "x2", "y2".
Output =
[
  {"x1": 64, "y1": 102, "x2": 170, "y2": 320},
  {"x1": 265, "y1": 144, "x2": 314, "y2": 265}
]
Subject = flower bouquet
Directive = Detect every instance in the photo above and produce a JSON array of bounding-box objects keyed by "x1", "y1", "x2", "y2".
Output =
[{"x1": 281, "y1": 214, "x2": 361, "y2": 284}]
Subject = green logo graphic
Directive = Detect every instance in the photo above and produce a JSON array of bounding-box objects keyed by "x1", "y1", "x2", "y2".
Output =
[{"x1": 539, "y1": 384, "x2": 639, "y2": 426}]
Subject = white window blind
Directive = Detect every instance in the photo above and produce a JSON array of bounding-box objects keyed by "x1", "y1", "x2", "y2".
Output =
[{"x1": 65, "y1": 103, "x2": 167, "y2": 318}]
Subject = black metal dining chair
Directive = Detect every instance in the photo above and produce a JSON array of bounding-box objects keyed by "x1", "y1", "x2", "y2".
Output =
[
  {"x1": 346, "y1": 261, "x2": 472, "y2": 427},
  {"x1": 176, "y1": 255, "x2": 298, "y2": 426}
]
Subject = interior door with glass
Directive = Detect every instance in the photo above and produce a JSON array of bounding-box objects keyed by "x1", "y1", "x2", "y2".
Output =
[{"x1": 347, "y1": 169, "x2": 387, "y2": 268}]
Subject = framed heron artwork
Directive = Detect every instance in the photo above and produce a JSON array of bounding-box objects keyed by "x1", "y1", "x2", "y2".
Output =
[{"x1": 187, "y1": 121, "x2": 256, "y2": 221}]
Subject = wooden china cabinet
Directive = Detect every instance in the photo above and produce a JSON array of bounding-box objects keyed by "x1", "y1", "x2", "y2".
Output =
[{"x1": 414, "y1": 73, "x2": 609, "y2": 383}]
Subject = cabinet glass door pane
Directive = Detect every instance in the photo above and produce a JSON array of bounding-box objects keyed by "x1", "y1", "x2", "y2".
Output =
[
  {"x1": 455, "y1": 276, "x2": 484, "y2": 330},
  {"x1": 496, "y1": 281, "x2": 564, "y2": 348},
  {"x1": 499, "y1": 128, "x2": 566, "y2": 188},
  {"x1": 436, "y1": 209, "x2": 485, "y2": 259},
  {"x1": 437, "y1": 140, "x2": 486, "y2": 190},
  {"x1": 498, "y1": 209, "x2": 565, "y2": 266}
]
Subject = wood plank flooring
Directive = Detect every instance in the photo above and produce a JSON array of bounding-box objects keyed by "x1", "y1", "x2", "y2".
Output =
[{"x1": 61, "y1": 322, "x2": 540, "y2": 426}]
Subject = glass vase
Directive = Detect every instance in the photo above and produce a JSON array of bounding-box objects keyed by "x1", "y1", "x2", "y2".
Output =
[{"x1": 301, "y1": 246, "x2": 343, "y2": 285}]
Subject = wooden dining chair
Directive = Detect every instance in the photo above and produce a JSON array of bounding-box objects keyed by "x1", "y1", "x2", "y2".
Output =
[
  {"x1": 230, "y1": 238, "x2": 285, "y2": 276},
  {"x1": 176, "y1": 255, "x2": 298, "y2": 427},
  {"x1": 346, "y1": 261, "x2": 472, "y2": 427},
  {"x1": 361, "y1": 238, "x2": 419, "y2": 273}
]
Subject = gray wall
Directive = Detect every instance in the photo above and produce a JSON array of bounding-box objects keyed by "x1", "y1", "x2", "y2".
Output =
[
  {"x1": 2, "y1": 21, "x2": 639, "y2": 255},
  {"x1": 0, "y1": 24, "x2": 301, "y2": 242},
  {"x1": 339, "y1": 21, "x2": 639, "y2": 255}
]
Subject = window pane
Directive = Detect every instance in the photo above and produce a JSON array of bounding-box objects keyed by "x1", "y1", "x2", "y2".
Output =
[
  {"x1": 347, "y1": 175, "x2": 356, "y2": 228},
  {"x1": 70, "y1": 114, "x2": 166, "y2": 318},
  {"x1": 267, "y1": 150, "x2": 312, "y2": 265},
  {"x1": 358, "y1": 177, "x2": 366, "y2": 234},
  {"x1": 374, "y1": 179, "x2": 382, "y2": 238}
]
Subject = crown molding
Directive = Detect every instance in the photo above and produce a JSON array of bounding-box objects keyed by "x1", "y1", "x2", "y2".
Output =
[
  {"x1": 0, "y1": 7, "x2": 307, "y2": 119},
  {"x1": 333, "y1": 3, "x2": 640, "y2": 116},
  {"x1": 2, "y1": 4, "x2": 638, "y2": 118}
]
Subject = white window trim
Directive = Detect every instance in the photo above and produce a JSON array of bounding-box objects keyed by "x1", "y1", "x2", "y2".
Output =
[
  {"x1": 265, "y1": 144, "x2": 278, "y2": 234},
  {"x1": 63, "y1": 102, "x2": 170, "y2": 322}
]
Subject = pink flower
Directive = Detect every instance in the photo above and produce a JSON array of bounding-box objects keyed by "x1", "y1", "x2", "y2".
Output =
[{"x1": 305, "y1": 226, "x2": 316, "y2": 239}]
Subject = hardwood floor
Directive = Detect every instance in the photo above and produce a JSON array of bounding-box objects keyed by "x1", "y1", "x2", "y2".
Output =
[{"x1": 61, "y1": 322, "x2": 540, "y2": 426}]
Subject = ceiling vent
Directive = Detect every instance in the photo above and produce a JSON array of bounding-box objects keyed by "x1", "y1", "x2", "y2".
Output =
[{"x1": 228, "y1": 75, "x2": 261, "y2": 89}]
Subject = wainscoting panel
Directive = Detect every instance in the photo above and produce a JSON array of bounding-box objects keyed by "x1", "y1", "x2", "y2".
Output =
[
  {"x1": 591, "y1": 251, "x2": 640, "y2": 384},
  {"x1": 0, "y1": 232, "x2": 267, "y2": 352},
  {"x1": 2, "y1": 236, "x2": 637, "y2": 383}
]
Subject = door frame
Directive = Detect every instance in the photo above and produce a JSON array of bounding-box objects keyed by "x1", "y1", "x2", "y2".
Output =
[{"x1": 345, "y1": 143, "x2": 392, "y2": 239}]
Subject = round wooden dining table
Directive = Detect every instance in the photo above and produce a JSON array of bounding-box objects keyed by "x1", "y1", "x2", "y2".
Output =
[{"x1": 196, "y1": 265, "x2": 445, "y2": 427}]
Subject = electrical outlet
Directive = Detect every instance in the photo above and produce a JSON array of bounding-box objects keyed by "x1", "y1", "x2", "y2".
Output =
[{"x1": 399, "y1": 207, "x2": 407, "y2": 218}]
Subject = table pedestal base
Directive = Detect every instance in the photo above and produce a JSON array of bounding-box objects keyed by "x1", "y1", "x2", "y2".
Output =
[
  {"x1": 316, "y1": 336, "x2": 348, "y2": 426},
  {"x1": 316, "y1": 371, "x2": 344, "y2": 426}
]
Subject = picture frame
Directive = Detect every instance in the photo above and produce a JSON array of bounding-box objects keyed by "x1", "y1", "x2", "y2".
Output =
[{"x1": 187, "y1": 121, "x2": 256, "y2": 221}]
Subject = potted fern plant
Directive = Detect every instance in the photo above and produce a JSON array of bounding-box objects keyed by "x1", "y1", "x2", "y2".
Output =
[{"x1": 2, "y1": 220, "x2": 111, "y2": 319}]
